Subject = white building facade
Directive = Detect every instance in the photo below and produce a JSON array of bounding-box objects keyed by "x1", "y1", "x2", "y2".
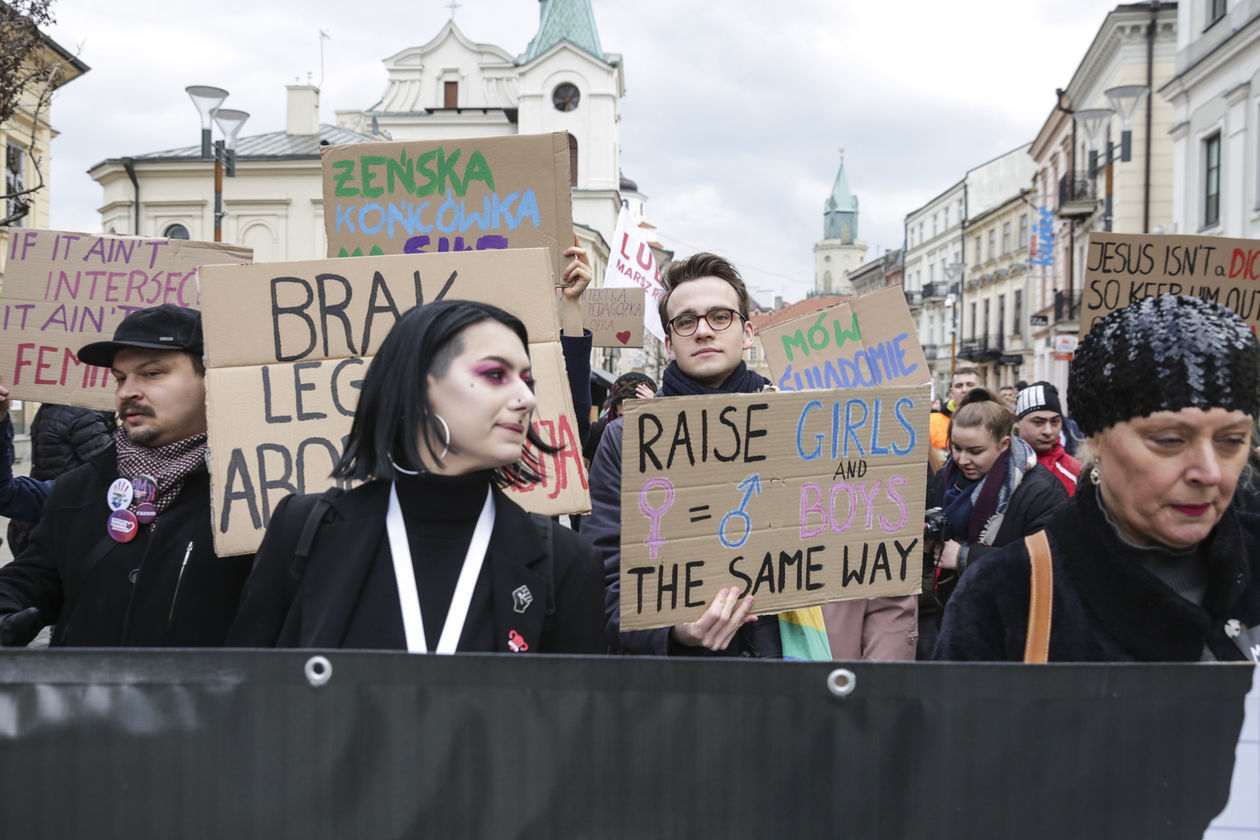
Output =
[{"x1": 1160, "y1": 0, "x2": 1260, "y2": 239}]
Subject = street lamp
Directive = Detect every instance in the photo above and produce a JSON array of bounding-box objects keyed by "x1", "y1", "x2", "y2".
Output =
[
  {"x1": 1073, "y1": 85, "x2": 1149, "y2": 232},
  {"x1": 942, "y1": 261, "x2": 964, "y2": 380},
  {"x1": 186, "y1": 85, "x2": 249, "y2": 243}
]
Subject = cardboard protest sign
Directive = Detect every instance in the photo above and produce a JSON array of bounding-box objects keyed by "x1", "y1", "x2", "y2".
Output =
[
  {"x1": 0, "y1": 229, "x2": 250, "y2": 409},
  {"x1": 1082, "y1": 232, "x2": 1260, "y2": 336},
  {"x1": 200, "y1": 248, "x2": 589, "y2": 556},
  {"x1": 604, "y1": 207, "x2": 665, "y2": 342},
  {"x1": 322, "y1": 132, "x2": 574, "y2": 273},
  {"x1": 619, "y1": 385, "x2": 928, "y2": 631},
  {"x1": 759, "y1": 286, "x2": 930, "y2": 393},
  {"x1": 580, "y1": 286, "x2": 644, "y2": 347}
]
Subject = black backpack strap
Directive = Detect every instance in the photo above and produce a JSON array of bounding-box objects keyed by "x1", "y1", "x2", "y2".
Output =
[
  {"x1": 529, "y1": 513, "x2": 557, "y2": 617},
  {"x1": 288, "y1": 487, "x2": 345, "y2": 594}
]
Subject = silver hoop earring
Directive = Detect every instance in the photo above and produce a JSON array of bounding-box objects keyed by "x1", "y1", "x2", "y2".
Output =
[
  {"x1": 431, "y1": 413, "x2": 451, "y2": 462},
  {"x1": 387, "y1": 453, "x2": 421, "y2": 476},
  {"x1": 1089, "y1": 465, "x2": 1101, "y2": 486}
]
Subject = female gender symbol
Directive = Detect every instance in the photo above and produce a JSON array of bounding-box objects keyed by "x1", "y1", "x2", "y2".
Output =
[{"x1": 638, "y1": 478, "x2": 675, "y2": 560}]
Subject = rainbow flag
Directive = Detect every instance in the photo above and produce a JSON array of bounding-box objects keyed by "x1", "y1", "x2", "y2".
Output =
[{"x1": 778, "y1": 607, "x2": 832, "y2": 661}]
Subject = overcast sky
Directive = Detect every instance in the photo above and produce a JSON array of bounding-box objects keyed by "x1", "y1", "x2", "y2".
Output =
[{"x1": 43, "y1": 0, "x2": 1113, "y2": 304}]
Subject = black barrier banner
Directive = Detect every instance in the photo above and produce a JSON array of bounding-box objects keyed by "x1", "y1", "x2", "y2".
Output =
[{"x1": 0, "y1": 652, "x2": 1255, "y2": 839}]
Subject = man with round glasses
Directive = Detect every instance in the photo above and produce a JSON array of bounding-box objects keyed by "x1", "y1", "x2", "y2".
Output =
[{"x1": 585, "y1": 253, "x2": 785, "y2": 657}]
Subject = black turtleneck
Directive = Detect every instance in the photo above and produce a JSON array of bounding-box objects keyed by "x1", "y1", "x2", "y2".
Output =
[{"x1": 390, "y1": 469, "x2": 497, "y2": 650}]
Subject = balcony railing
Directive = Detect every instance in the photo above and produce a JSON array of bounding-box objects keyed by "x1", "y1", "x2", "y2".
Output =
[
  {"x1": 1054, "y1": 288, "x2": 1083, "y2": 322},
  {"x1": 903, "y1": 288, "x2": 922, "y2": 307},
  {"x1": 957, "y1": 334, "x2": 1003, "y2": 362},
  {"x1": 920, "y1": 343, "x2": 940, "y2": 360},
  {"x1": 1057, "y1": 173, "x2": 1096, "y2": 215},
  {"x1": 922, "y1": 281, "x2": 948, "y2": 301}
]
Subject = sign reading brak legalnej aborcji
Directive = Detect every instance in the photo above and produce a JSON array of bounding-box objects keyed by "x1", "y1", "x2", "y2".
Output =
[
  {"x1": 1081, "y1": 232, "x2": 1260, "y2": 337},
  {"x1": 758, "y1": 286, "x2": 931, "y2": 394},
  {"x1": 0, "y1": 229, "x2": 250, "y2": 410},
  {"x1": 618, "y1": 386, "x2": 929, "y2": 631},
  {"x1": 199, "y1": 248, "x2": 589, "y2": 557},
  {"x1": 321, "y1": 132, "x2": 574, "y2": 274}
]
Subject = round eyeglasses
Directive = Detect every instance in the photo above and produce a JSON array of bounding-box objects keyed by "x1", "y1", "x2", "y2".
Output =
[{"x1": 667, "y1": 307, "x2": 743, "y2": 337}]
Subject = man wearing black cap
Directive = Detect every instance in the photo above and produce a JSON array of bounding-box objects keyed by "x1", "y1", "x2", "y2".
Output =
[
  {"x1": 1014, "y1": 381, "x2": 1082, "y2": 495},
  {"x1": 0, "y1": 304, "x2": 252, "y2": 647}
]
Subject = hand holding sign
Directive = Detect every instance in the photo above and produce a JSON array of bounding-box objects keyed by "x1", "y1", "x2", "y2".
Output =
[
  {"x1": 559, "y1": 233, "x2": 592, "y2": 338},
  {"x1": 669, "y1": 586, "x2": 758, "y2": 651}
]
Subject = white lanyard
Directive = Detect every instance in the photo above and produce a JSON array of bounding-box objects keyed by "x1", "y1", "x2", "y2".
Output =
[{"x1": 386, "y1": 482, "x2": 495, "y2": 654}]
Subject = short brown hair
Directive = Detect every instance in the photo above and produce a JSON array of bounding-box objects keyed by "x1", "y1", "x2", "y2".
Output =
[
  {"x1": 951, "y1": 388, "x2": 1016, "y2": 446},
  {"x1": 657, "y1": 252, "x2": 750, "y2": 334}
]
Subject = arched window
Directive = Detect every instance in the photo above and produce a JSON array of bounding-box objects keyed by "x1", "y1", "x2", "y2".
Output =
[{"x1": 164, "y1": 223, "x2": 190, "y2": 240}]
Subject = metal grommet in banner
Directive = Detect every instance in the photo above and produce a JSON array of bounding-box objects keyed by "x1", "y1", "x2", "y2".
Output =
[
  {"x1": 304, "y1": 655, "x2": 333, "y2": 687},
  {"x1": 827, "y1": 668, "x2": 857, "y2": 698}
]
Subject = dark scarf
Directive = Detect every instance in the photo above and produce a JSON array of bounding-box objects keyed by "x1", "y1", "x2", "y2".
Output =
[
  {"x1": 941, "y1": 449, "x2": 1011, "y2": 544},
  {"x1": 1057, "y1": 478, "x2": 1251, "y2": 660},
  {"x1": 114, "y1": 426, "x2": 208, "y2": 513},
  {"x1": 660, "y1": 360, "x2": 769, "y2": 397}
]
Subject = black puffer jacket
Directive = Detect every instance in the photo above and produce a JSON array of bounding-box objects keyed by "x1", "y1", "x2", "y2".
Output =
[{"x1": 29, "y1": 403, "x2": 114, "y2": 481}]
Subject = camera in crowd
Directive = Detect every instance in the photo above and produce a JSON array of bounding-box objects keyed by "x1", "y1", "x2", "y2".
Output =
[{"x1": 924, "y1": 507, "x2": 951, "y2": 546}]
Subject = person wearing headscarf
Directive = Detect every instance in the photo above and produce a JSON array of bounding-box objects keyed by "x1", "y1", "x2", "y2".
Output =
[{"x1": 935, "y1": 295, "x2": 1260, "y2": 662}]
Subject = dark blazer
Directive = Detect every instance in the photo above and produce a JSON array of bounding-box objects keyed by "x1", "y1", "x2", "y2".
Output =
[
  {"x1": 226, "y1": 479, "x2": 605, "y2": 653},
  {"x1": 0, "y1": 444, "x2": 252, "y2": 646}
]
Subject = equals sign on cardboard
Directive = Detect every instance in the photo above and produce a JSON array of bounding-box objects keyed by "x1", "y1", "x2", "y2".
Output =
[{"x1": 689, "y1": 505, "x2": 711, "y2": 523}]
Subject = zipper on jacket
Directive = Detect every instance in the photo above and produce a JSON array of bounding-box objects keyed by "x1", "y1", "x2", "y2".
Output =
[{"x1": 167, "y1": 541, "x2": 194, "y2": 629}]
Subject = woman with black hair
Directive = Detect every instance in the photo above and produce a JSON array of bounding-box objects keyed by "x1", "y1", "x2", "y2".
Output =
[{"x1": 227, "y1": 300, "x2": 605, "y2": 653}]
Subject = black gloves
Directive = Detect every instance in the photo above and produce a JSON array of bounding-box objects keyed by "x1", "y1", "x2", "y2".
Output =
[{"x1": 0, "y1": 607, "x2": 44, "y2": 647}]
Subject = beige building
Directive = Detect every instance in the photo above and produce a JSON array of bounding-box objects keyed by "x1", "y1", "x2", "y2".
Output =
[
  {"x1": 958, "y1": 192, "x2": 1034, "y2": 391},
  {"x1": 0, "y1": 30, "x2": 89, "y2": 442},
  {"x1": 1028, "y1": 2, "x2": 1178, "y2": 400}
]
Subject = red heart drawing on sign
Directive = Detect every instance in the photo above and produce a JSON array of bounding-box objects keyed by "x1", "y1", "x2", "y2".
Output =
[{"x1": 616, "y1": 331, "x2": 631, "y2": 344}]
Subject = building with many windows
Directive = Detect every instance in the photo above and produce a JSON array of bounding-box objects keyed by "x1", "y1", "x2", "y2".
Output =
[
  {"x1": 1160, "y1": 0, "x2": 1260, "y2": 238},
  {"x1": 1028, "y1": 2, "x2": 1178, "y2": 398}
]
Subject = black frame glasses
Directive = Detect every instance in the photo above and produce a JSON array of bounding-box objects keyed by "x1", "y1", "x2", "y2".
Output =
[{"x1": 666, "y1": 307, "x2": 743, "y2": 337}]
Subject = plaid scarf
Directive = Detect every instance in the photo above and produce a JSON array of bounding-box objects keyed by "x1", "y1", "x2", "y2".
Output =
[{"x1": 114, "y1": 426, "x2": 208, "y2": 514}]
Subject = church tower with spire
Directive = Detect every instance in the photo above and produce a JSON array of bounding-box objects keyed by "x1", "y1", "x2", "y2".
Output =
[{"x1": 813, "y1": 154, "x2": 868, "y2": 295}]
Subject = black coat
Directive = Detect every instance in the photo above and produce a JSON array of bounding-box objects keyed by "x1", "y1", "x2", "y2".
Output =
[
  {"x1": 931, "y1": 455, "x2": 1068, "y2": 603},
  {"x1": 0, "y1": 445, "x2": 252, "y2": 646},
  {"x1": 226, "y1": 480, "x2": 606, "y2": 653},
  {"x1": 934, "y1": 479, "x2": 1260, "y2": 661},
  {"x1": 29, "y1": 403, "x2": 115, "y2": 481}
]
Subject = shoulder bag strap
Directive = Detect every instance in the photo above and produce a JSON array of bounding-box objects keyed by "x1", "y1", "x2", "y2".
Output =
[{"x1": 1023, "y1": 530, "x2": 1054, "y2": 663}]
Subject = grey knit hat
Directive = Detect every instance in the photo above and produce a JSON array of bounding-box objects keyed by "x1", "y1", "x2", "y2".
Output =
[{"x1": 1068, "y1": 294, "x2": 1260, "y2": 436}]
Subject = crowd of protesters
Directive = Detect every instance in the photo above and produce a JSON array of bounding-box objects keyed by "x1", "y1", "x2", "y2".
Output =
[{"x1": 1, "y1": 241, "x2": 1258, "y2": 663}]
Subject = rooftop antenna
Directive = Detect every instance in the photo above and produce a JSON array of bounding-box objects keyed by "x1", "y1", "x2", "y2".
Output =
[{"x1": 318, "y1": 29, "x2": 331, "y2": 88}]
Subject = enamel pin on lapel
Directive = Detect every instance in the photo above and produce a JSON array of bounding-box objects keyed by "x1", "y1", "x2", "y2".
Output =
[
  {"x1": 508, "y1": 630, "x2": 529, "y2": 652},
  {"x1": 511, "y1": 585, "x2": 533, "y2": 614}
]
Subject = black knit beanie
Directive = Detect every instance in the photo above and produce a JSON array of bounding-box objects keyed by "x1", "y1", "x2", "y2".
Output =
[
  {"x1": 1015, "y1": 381, "x2": 1063, "y2": 420},
  {"x1": 1068, "y1": 294, "x2": 1260, "y2": 436}
]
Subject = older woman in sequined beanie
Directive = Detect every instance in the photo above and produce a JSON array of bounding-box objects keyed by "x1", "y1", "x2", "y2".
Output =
[{"x1": 936, "y1": 294, "x2": 1260, "y2": 662}]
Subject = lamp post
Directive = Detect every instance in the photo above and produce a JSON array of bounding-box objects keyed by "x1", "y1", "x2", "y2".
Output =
[
  {"x1": 943, "y1": 261, "x2": 964, "y2": 381},
  {"x1": 1073, "y1": 85, "x2": 1149, "y2": 233},
  {"x1": 186, "y1": 85, "x2": 249, "y2": 243}
]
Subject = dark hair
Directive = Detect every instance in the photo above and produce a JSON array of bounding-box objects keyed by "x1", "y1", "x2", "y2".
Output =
[
  {"x1": 950, "y1": 388, "x2": 1016, "y2": 446},
  {"x1": 333, "y1": 300, "x2": 557, "y2": 485},
  {"x1": 657, "y1": 252, "x2": 750, "y2": 334}
]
